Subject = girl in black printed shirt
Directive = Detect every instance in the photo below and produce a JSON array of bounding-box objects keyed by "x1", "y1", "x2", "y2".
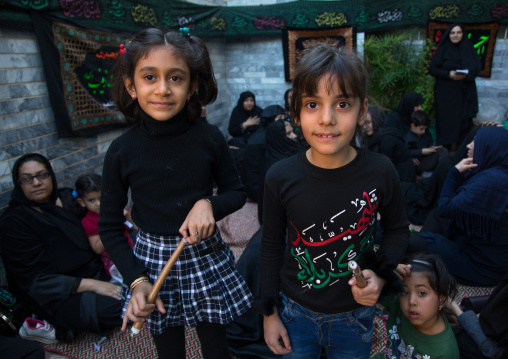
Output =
[{"x1": 260, "y1": 44, "x2": 410, "y2": 359}]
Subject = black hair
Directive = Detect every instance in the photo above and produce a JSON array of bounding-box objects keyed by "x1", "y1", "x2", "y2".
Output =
[
  {"x1": 75, "y1": 173, "x2": 102, "y2": 199},
  {"x1": 111, "y1": 28, "x2": 218, "y2": 124},
  {"x1": 410, "y1": 110, "x2": 431, "y2": 127},
  {"x1": 402, "y1": 253, "x2": 457, "y2": 301},
  {"x1": 57, "y1": 187, "x2": 87, "y2": 219},
  {"x1": 290, "y1": 44, "x2": 368, "y2": 146}
]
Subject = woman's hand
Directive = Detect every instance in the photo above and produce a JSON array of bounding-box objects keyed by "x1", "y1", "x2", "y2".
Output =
[
  {"x1": 242, "y1": 116, "x2": 260, "y2": 131},
  {"x1": 450, "y1": 70, "x2": 467, "y2": 80},
  {"x1": 179, "y1": 199, "x2": 215, "y2": 244},
  {"x1": 77, "y1": 278, "x2": 121, "y2": 300},
  {"x1": 263, "y1": 309, "x2": 292, "y2": 355},
  {"x1": 349, "y1": 269, "x2": 386, "y2": 306},
  {"x1": 455, "y1": 157, "x2": 478, "y2": 173},
  {"x1": 121, "y1": 281, "x2": 166, "y2": 332}
]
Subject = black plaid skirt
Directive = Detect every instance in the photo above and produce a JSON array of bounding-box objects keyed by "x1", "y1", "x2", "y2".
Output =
[{"x1": 121, "y1": 229, "x2": 253, "y2": 334}]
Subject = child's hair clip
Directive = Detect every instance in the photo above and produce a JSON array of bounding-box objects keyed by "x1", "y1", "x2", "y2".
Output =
[
  {"x1": 119, "y1": 44, "x2": 126, "y2": 55},
  {"x1": 179, "y1": 27, "x2": 190, "y2": 36},
  {"x1": 72, "y1": 189, "x2": 78, "y2": 198},
  {"x1": 411, "y1": 259, "x2": 432, "y2": 267}
]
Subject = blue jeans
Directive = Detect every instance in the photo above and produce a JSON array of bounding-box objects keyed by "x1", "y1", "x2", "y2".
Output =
[{"x1": 279, "y1": 294, "x2": 374, "y2": 359}]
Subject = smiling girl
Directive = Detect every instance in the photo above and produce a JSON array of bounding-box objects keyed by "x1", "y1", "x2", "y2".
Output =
[
  {"x1": 259, "y1": 44, "x2": 409, "y2": 358},
  {"x1": 99, "y1": 28, "x2": 252, "y2": 358}
]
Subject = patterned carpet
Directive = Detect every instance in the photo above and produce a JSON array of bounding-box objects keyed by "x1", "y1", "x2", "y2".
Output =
[
  {"x1": 42, "y1": 326, "x2": 199, "y2": 359},
  {"x1": 40, "y1": 203, "x2": 495, "y2": 358}
]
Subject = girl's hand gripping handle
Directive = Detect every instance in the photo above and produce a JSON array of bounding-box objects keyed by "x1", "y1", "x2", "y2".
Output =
[
  {"x1": 131, "y1": 239, "x2": 187, "y2": 335},
  {"x1": 348, "y1": 260, "x2": 367, "y2": 288}
]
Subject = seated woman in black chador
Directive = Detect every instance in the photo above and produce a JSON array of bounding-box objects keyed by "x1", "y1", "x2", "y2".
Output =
[
  {"x1": 361, "y1": 105, "x2": 416, "y2": 183},
  {"x1": 0, "y1": 153, "x2": 122, "y2": 341},
  {"x1": 383, "y1": 91, "x2": 424, "y2": 138},
  {"x1": 242, "y1": 105, "x2": 285, "y2": 202},
  {"x1": 228, "y1": 91, "x2": 264, "y2": 145}
]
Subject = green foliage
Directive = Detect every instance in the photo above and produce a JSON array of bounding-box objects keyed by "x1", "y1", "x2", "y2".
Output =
[{"x1": 364, "y1": 31, "x2": 435, "y2": 118}]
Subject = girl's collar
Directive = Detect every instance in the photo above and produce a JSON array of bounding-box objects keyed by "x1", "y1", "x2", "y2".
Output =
[{"x1": 139, "y1": 107, "x2": 191, "y2": 137}]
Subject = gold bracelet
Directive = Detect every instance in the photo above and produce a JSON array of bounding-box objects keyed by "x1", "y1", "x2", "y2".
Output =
[
  {"x1": 130, "y1": 277, "x2": 149, "y2": 290},
  {"x1": 130, "y1": 279, "x2": 149, "y2": 290},
  {"x1": 203, "y1": 198, "x2": 212, "y2": 204},
  {"x1": 130, "y1": 275, "x2": 149, "y2": 290}
]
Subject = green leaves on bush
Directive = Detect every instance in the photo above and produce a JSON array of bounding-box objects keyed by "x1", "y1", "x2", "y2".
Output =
[{"x1": 364, "y1": 31, "x2": 435, "y2": 118}]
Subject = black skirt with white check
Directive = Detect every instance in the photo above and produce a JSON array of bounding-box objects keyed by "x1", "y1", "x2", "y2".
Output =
[{"x1": 121, "y1": 229, "x2": 253, "y2": 334}]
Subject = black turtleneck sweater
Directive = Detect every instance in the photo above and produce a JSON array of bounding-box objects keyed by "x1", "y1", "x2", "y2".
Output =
[{"x1": 99, "y1": 109, "x2": 246, "y2": 285}]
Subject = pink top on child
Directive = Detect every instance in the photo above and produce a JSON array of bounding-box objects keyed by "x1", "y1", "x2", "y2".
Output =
[{"x1": 81, "y1": 211, "x2": 134, "y2": 277}]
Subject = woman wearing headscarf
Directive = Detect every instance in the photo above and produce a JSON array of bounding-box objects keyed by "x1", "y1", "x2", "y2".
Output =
[
  {"x1": 242, "y1": 105, "x2": 285, "y2": 203},
  {"x1": 228, "y1": 91, "x2": 264, "y2": 144},
  {"x1": 409, "y1": 127, "x2": 508, "y2": 287},
  {"x1": 383, "y1": 92, "x2": 424, "y2": 138},
  {"x1": 429, "y1": 23, "x2": 482, "y2": 149},
  {"x1": 362, "y1": 105, "x2": 416, "y2": 183},
  {"x1": 0, "y1": 153, "x2": 122, "y2": 341}
]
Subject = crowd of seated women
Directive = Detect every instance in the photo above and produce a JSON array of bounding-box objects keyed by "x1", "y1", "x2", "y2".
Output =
[{"x1": 1, "y1": 86, "x2": 506, "y2": 359}]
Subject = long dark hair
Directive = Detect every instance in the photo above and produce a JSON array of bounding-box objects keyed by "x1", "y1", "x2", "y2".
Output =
[
  {"x1": 57, "y1": 187, "x2": 87, "y2": 219},
  {"x1": 290, "y1": 44, "x2": 368, "y2": 145},
  {"x1": 111, "y1": 28, "x2": 218, "y2": 124}
]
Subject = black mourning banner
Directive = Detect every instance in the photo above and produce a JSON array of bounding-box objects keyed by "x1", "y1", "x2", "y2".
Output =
[
  {"x1": 282, "y1": 27, "x2": 356, "y2": 81},
  {"x1": 32, "y1": 13, "x2": 131, "y2": 138}
]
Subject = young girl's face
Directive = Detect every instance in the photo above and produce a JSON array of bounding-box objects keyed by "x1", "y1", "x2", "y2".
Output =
[
  {"x1": 399, "y1": 272, "x2": 445, "y2": 335},
  {"x1": 124, "y1": 45, "x2": 196, "y2": 122},
  {"x1": 78, "y1": 190, "x2": 101, "y2": 215},
  {"x1": 298, "y1": 75, "x2": 367, "y2": 168}
]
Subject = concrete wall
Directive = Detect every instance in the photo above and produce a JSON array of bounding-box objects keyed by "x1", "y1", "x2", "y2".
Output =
[
  {"x1": 226, "y1": 37, "x2": 290, "y2": 115},
  {"x1": 476, "y1": 36, "x2": 508, "y2": 123}
]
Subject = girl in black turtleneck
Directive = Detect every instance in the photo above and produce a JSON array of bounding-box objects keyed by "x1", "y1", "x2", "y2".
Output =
[
  {"x1": 429, "y1": 23, "x2": 481, "y2": 149},
  {"x1": 99, "y1": 28, "x2": 252, "y2": 359}
]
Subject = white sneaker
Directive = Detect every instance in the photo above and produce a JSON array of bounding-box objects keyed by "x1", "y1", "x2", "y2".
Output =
[{"x1": 19, "y1": 317, "x2": 58, "y2": 344}]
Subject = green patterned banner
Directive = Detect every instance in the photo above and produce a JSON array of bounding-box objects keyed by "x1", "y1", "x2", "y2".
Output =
[{"x1": 1, "y1": 1, "x2": 507, "y2": 37}]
